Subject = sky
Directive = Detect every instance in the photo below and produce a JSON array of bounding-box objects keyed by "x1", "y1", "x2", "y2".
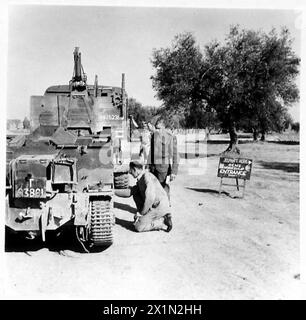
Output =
[{"x1": 5, "y1": 4, "x2": 302, "y2": 121}]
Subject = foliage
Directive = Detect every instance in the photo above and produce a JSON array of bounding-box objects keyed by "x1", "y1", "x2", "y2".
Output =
[
  {"x1": 282, "y1": 112, "x2": 294, "y2": 130},
  {"x1": 151, "y1": 32, "x2": 205, "y2": 128},
  {"x1": 292, "y1": 122, "x2": 300, "y2": 133},
  {"x1": 127, "y1": 98, "x2": 158, "y2": 128},
  {"x1": 153, "y1": 106, "x2": 185, "y2": 129},
  {"x1": 151, "y1": 26, "x2": 300, "y2": 151},
  {"x1": 202, "y1": 26, "x2": 299, "y2": 146}
]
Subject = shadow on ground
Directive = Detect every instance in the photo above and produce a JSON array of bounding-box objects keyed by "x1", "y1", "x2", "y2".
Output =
[
  {"x1": 207, "y1": 153, "x2": 223, "y2": 158},
  {"x1": 179, "y1": 152, "x2": 206, "y2": 159},
  {"x1": 5, "y1": 226, "x2": 110, "y2": 254},
  {"x1": 179, "y1": 152, "x2": 225, "y2": 159},
  {"x1": 206, "y1": 140, "x2": 253, "y2": 145},
  {"x1": 114, "y1": 202, "x2": 137, "y2": 232},
  {"x1": 185, "y1": 187, "x2": 242, "y2": 199},
  {"x1": 114, "y1": 202, "x2": 137, "y2": 214},
  {"x1": 258, "y1": 161, "x2": 299, "y2": 173},
  {"x1": 267, "y1": 141, "x2": 299, "y2": 145},
  {"x1": 115, "y1": 217, "x2": 136, "y2": 232}
]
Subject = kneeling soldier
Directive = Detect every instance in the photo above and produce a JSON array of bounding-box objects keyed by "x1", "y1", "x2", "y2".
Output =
[{"x1": 116, "y1": 161, "x2": 172, "y2": 232}]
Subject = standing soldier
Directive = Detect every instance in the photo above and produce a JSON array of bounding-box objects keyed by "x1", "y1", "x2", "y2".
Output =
[
  {"x1": 139, "y1": 122, "x2": 151, "y2": 164},
  {"x1": 23, "y1": 117, "x2": 31, "y2": 130},
  {"x1": 148, "y1": 117, "x2": 179, "y2": 203}
]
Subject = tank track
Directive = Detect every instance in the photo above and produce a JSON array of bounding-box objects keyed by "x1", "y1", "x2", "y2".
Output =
[{"x1": 89, "y1": 199, "x2": 114, "y2": 246}]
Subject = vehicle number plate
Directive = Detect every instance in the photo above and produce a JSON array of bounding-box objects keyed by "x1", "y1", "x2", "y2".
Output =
[{"x1": 15, "y1": 178, "x2": 46, "y2": 198}]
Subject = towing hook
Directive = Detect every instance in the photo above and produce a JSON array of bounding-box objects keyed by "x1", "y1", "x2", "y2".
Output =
[{"x1": 15, "y1": 208, "x2": 32, "y2": 223}]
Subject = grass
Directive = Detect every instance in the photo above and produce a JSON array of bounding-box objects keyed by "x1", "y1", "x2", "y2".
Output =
[
  {"x1": 267, "y1": 131, "x2": 299, "y2": 143},
  {"x1": 206, "y1": 141, "x2": 299, "y2": 163}
]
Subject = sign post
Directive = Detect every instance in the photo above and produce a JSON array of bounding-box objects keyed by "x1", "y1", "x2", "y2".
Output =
[{"x1": 217, "y1": 157, "x2": 253, "y2": 198}]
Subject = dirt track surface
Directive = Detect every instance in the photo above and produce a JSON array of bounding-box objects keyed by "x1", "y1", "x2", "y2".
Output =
[{"x1": 3, "y1": 141, "x2": 303, "y2": 299}]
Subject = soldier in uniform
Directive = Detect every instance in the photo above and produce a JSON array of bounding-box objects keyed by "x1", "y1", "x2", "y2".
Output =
[
  {"x1": 148, "y1": 117, "x2": 179, "y2": 202},
  {"x1": 139, "y1": 122, "x2": 151, "y2": 164},
  {"x1": 116, "y1": 161, "x2": 172, "y2": 232}
]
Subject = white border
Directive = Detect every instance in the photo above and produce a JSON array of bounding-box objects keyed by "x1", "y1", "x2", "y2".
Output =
[{"x1": 1, "y1": 0, "x2": 305, "y2": 299}]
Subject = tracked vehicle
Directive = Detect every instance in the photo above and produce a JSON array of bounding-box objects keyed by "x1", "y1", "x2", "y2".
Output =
[{"x1": 6, "y1": 47, "x2": 130, "y2": 252}]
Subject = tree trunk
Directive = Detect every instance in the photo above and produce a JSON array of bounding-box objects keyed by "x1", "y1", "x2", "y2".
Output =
[
  {"x1": 224, "y1": 123, "x2": 240, "y2": 154},
  {"x1": 195, "y1": 116, "x2": 198, "y2": 130},
  {"x1": 260, "y1": 134, "x2": 265, "y2": 141},
  {"x1": 192, "y1": 100, "x2": 199, "y2": 129},
  {"x1": 205, "y1": 127, "x2": 210, "y2": 141},
  {"x1": 260, "y1": 131, "x2": 265, "y2": 141},
  {"x1": 253, "y1": 129, "x2": 258, "y2": 141}
]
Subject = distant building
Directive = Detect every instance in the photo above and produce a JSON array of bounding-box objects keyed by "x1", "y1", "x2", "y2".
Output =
[{"x1": 7, "y1": 119, "x2": 22, "y2": 131}]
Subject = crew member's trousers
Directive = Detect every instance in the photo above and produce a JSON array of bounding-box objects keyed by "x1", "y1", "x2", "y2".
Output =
[
  {"x1": 132, "y1": 190, "x2": 168, "y2": 232},
  {"x1": 151, "y1": 166, "x2": 171, "y2": 202}
]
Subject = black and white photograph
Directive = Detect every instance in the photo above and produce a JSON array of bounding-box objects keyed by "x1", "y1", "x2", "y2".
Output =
[{"x1": 0, "y1": 0, "x2": 305, "y2": 301}]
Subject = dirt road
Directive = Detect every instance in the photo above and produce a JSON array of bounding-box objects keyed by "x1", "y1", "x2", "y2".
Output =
[{"x1": 2, "y1": 141, "x2": 302, "y2": 299}]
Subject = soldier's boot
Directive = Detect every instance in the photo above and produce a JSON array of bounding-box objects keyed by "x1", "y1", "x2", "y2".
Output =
[{"x1": 164, "y1": 213, "x2": 173, "y2": 232}]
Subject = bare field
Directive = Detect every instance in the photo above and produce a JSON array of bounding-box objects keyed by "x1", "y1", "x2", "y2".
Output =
[{"x1": 3, "y1": 141, "x2": 301, "y2": 299}]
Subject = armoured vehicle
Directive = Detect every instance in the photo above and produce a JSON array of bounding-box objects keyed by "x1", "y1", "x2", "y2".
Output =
[{"x1": 6, "y1": 47, "x2": 130, "y2": 252}]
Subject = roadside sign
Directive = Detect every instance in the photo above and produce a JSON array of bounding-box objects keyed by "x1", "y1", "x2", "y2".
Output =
[
  {"x1": 217, "y1": 157, "x2": 253, "y2": 198},
  {"x1": 218, "y1": 157, "x2": 252, "y2": 180}
]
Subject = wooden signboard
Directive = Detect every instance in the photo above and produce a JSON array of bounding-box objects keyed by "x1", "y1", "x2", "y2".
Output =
[{"x1": 217, "y1": 157, "x2": 253, "y2": 198}]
